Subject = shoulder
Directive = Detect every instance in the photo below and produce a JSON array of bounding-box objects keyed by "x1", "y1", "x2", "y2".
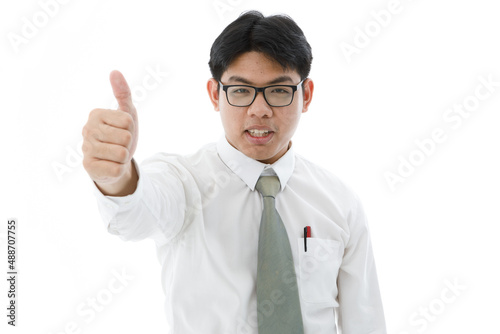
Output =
[
  {"x1": 136, "y1": 143, "x2": 220, "y2": 180},
  {"x1": 293, "y1": 154, "x2": 369, "y2": 234},
  {"x1": 293, "y1": 153, "x2": 361, "y2": 207},
  {"x1": 142, "y1": 142, "x2": 218, "y2": 166}
]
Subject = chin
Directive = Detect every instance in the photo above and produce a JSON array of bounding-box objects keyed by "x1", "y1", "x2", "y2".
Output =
[
  {"x1": 248, "y1": 149, "x2": 279, "y2": 164},
  {"x1": 230, "y1": 136, "x2": 282, "y2": 163}
]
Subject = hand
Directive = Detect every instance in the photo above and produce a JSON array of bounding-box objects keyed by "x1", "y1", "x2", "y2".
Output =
[{"x1": 82, "y1": 70, "x2": 139, "y2": 193}]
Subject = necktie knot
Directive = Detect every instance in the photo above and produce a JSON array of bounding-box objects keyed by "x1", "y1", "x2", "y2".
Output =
[{"x1": 255, "y1": 176, "x2": 280, "y2": 198}]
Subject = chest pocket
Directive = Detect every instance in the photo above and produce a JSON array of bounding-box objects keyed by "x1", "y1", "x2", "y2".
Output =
[{"x1": 297, "y1": 238, "x2": 343, "y2": 304}]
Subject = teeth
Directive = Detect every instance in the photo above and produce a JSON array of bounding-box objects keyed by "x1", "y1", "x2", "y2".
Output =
[{"x1": 248, "y1": 129, "x2": 270, "y2": 137}]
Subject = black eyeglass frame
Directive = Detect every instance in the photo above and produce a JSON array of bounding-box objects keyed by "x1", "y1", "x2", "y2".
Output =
[{"x1": 219, "y1": 79, "x2": 305, "y2": 107}]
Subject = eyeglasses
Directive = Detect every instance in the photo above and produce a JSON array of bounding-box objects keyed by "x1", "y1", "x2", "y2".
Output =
[{"x1": 219, "y1": 80, "x2": 305, "y2": 107}]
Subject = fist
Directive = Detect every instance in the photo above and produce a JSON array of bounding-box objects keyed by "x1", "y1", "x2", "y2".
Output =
[{"x1": 82, "y1": 70, "x2": 139, "y2": 185}]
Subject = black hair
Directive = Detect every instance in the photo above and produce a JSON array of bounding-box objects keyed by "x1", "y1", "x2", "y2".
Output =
[{"x1": 208, "y1": 10, "x2": 312, "y2": 82}]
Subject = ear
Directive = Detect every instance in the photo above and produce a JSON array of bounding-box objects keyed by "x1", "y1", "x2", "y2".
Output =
[
  {"x1": 207, "y1": 78, "x2": 220, "y2": 111},
  {"x1": 301, "y1": 78, "x2": 314, "y2": 114}
]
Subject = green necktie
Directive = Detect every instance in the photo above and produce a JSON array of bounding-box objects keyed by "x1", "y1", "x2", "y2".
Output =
[{"x1": 255, "y1": 176, "x2": 304, "y2": 334}]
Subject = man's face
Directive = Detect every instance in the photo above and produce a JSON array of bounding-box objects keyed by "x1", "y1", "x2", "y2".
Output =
[{"x1": 207, "y1": 51, "x2": 314, "y2": 164}]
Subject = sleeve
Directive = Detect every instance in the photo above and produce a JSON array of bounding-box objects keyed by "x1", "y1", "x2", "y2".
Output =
[
  {"x1": 335, "y1": 194, "x2": 387, "y2": 334},
  {"x1": 91, "y1": 155, "x2": 187, "y2": 245}
]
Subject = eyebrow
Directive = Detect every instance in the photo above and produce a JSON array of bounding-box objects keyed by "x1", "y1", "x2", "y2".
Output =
[{"x1": 226, "y1": 75, "x2": 295, "y2": 85}]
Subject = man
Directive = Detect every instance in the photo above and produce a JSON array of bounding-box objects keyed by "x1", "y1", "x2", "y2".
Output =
[{"x1": 82, "y1": 10, "x2": 386, "y2": 334}]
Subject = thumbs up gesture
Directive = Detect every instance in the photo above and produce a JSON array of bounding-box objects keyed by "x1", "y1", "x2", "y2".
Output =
[{"x1": 82, "y1": 70, "x2": 139, "y2": 195}]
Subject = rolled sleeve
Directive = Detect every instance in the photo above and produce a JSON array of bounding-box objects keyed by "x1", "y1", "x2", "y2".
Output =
[{"x1": 92, "y1": 159, "x2": 143, "y2": 231}]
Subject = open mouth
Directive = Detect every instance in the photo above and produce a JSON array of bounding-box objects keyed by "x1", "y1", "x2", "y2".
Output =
[
  {"x1": 245, "y1": 129, "x2": 274, "y2": 144},
  {"x1": 247, "y1": 129, "x2": 271, "y2": 137}
]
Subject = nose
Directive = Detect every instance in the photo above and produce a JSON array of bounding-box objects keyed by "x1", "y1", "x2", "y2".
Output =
[{"x1": 247, "y1": 91, "x2": 273, "y2": 118}]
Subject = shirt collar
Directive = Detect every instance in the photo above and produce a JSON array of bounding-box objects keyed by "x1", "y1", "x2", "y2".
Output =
[{"x1": 216, "y1": 136, "x2": 295, "y2": 192}]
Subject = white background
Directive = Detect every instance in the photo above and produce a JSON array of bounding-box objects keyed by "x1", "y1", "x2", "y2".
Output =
[{"x1": 1, "y1": 0, "x2": 499, "y2": 333}]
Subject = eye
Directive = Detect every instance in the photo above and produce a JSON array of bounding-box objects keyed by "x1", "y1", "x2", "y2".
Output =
[
  {"x1": 232, "y1": 87, "x2": 251, "y2": 94},
  {"x1": 270, "y1": 87, "x2": 292, "y2": 94}
]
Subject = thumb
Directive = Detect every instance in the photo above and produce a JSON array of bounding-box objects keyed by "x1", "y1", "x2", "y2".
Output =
[{"x1": 110, "y1": 70, "x2": 135, "y2": 113}]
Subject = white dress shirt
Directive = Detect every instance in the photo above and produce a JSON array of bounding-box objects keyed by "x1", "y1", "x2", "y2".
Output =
[{"x1": 92, "y1": 137, "x2": 386, "y2": 334}]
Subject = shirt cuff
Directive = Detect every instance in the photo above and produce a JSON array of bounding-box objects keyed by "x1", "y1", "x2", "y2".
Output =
[{"x1": 91, "y1": 159, "x2": 144, "y2": 230}]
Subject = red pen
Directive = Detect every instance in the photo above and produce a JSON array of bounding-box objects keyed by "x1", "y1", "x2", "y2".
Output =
[{"x1": 304, "y1": 226, "x2": 311, "y2": 252}]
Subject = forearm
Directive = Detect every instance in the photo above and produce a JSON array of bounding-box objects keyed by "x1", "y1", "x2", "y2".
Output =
[
  {"x1": 92, "y1": 155, "x2": 188, "y2": 243},
  {"x1": 95, "y1": 160, "x2": 138, "y2": 197}
]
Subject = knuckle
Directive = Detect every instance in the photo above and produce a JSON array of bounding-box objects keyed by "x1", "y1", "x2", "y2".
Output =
[
  {"x1": 89, "y1": 108, "x2": 102, "y2": 119},
  {"x1": 121, "y1": 113, "x2": 134, "y2": 129},
  {"x1": 82, "y1": 140, "x2": 96, "y2": 155},
  {"x1": 122, "y1": 131, "x2": 132, "y2": 145},
  {"x1": 82, "y1": 158, "x2": 88, "y2": 169},
  {"x1": 82, "y1": 125, "x2": 88, "y2": 138},
  {"x1": 81, "y1": 141, "x2": 89, "y2": 154},
  {"x1": 82, "y1": 157, "x2": 92, "y2": 171},
  {"x1": 116, "y1": 147, "x2": 129, "y2": 162}
]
